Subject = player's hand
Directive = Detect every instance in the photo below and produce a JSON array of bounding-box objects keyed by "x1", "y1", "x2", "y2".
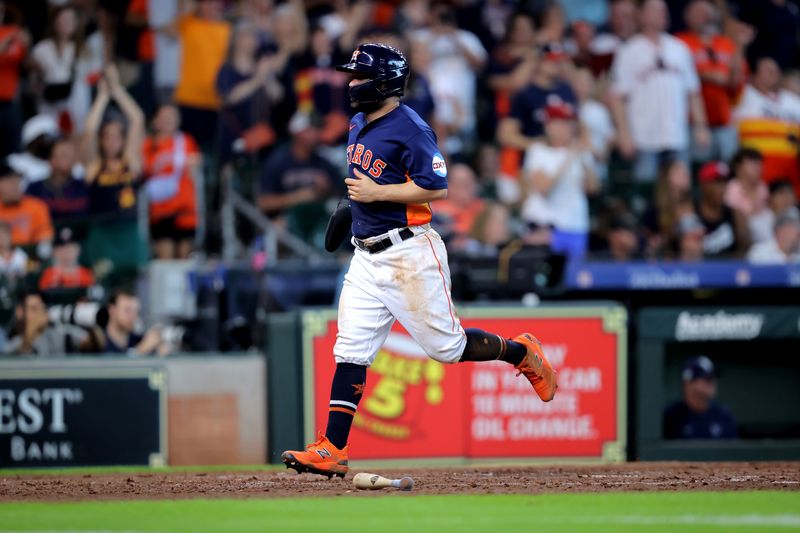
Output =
[{"x1": 345, "y1": 168, "x2": 382, "y2": 203}]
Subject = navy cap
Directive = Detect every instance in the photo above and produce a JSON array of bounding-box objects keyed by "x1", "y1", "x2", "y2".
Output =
[{"x1": 682, "y1": 356, "x2": 716, "y2": 382}]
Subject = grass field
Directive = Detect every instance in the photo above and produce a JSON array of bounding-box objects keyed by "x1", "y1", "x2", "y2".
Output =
[{"x1": 1, "y1": 491, "x2": 798, "y2": 532}]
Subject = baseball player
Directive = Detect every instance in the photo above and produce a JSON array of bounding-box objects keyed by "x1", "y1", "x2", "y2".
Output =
[{"x1": 282, "y1": 43, "x2": 557, "y2": 478}]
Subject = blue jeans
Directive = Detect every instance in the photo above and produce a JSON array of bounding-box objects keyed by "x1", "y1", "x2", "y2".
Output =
[
  {"x1": 551, "y1": 229, "x2": 588, "y2": 263},
  {"x1": 634, "y1": 149, "x2": 690, "y2": 183},
  {"x1": 691, "y1": 125, "x2": 739, "y2": 163}
]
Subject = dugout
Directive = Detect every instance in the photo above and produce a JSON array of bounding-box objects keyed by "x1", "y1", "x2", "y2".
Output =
[{"x1": 635, "y1": 306, "x2": 800, "y2": 461}]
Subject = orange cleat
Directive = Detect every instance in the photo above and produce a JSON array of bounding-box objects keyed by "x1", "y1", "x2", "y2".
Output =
[
  {"x1": 281, "y1": 433, "x2": 349, "y2": 479},
  {"x1": 513, "y1": 333, "x2": 558, "y2": 402}
]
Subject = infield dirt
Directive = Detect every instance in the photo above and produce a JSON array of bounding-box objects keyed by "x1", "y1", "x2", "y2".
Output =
[{"x1": 1, "y1": 462, "x2": 798, "y2": 502}]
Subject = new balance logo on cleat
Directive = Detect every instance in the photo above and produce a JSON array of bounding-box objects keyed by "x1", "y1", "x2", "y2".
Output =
[
  {"x1": 281, "y1": 433, "x2": 349, "y2": 479},
  {"x1": 316, "y1": 448, "x2": 332, "y2": 459}
]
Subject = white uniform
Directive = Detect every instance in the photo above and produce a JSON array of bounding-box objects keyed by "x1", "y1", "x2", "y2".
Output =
[{"x1": 334, "y1": 225, "x2": 467, "y2": 366}]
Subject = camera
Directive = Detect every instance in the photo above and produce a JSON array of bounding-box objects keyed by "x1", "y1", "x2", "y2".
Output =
[{"x1": 48, "y1": 302, "x2": 101, "y2": 328}]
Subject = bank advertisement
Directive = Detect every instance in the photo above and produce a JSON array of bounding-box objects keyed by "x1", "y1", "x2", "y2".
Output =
[
  {"x1": 302, "y1": 306, "x2": 626, "y2": 462},
  {"x1": 0, "y1": 368, "x2": 167, "y2": 468}
]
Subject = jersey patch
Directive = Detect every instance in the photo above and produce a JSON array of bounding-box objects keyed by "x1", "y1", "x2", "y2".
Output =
[{"x1": 432, "y1": 153, "x2": 447, "y2": 178}]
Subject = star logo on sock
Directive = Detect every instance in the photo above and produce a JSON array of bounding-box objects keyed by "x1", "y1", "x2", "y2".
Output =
[{"x1": 352, "y1": 382, "x2": 366, "y2": 395}]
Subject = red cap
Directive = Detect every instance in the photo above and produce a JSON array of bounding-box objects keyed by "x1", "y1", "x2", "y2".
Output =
[
  {"x1": 698, "y1": 161, "x2": 730, "y2": 183},
  {"x1": 544, "y1": 100, "x2": 577, "y2": 121}
]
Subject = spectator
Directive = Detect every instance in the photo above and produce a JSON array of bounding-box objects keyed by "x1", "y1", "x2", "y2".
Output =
[
  {"x1": 499, "y1": 42, "x2": 577, "y2": 150},
  {"x1": 521, "y1": 101, "x2": 599, "y2": 263},
  {"x1": 31, "y1": 5, "x2": 103, "y2": 135},
  {"x1": 0, "y1": 3, "x2": 27, "y2": 158},
  {"x1": 535, "y1": 2, "x2": 568, "y2": 46},
  {"x1": 265, "y1": 1, "x2": 312, "y2": 138},
  {"x1": 486, "y1": 12, "x2": 538, "y2": 130},
  {"x1": 25, "y1": 137, "x2": 89, "y2": 228},
  {"x1": 676, "y1": 212, "x2": 706, "y2": 262},
  {"x1": 4, "y1": 290, "x2": 89, "y2": 356},
  {"x1": 696, "y1": 160, "x2": 750, "y2": 258},
  {"x1": 676, "y1": 0, "x2": 746, "y2": 163},
  {"x1": 173, "y1": 0, "x2": 232, "y2": 147},
  {"x1": 567, "y1": 20, "x2": 600, "y2": 74},
  {"x1": 0, "y1": 161, "x2": 53, "y2": 250},
  {"x1": 289, "y1": 24, "x2": 350, "y2": 147},
  {"x1": 643, "y1": 160, "x2": 694, "y2": 258},
  {"x1": 142, "y1": 104, "x2": 199, "y2": 260},
  {"x1": 235, "y1": 0, "x2": 278, "y2": 45},
  {"x1": 750, "y1": 180, "x2": 799, "y2": 245},
  {"x1": 589, "y1": 0, "x2": 638, "y2": 75},
  {"x1": 7, "y1": 114, "x2": 59, "y2": 185},
  {"x1": 31, "y1": 6, "x2": 80, "y2": 131},
  {"x1": 38, "y1": 226, "x2": 94, "y2": 293},
  {"x1": 403, "y1": 36, "x2": 437, "y2": 125},
  {"x1": 663, "y1": 356, "x2": 737, "y2": 439},
  {"x1": 573, "y1": 67, "x2": 615, "y2": 183},
  {"x1": 80, "y1": 65, "x2": 146, "y2": 275},
  {"x1": 748, "y1": 210, "x2": 800, "y2": 264},
  {"x1": 413, "y1": 4, "x2": 488, "y2": 157},
  {"x1": 257, "y1": 112, "x2": 338, "y2": 243},
  {"x1": 724, "y1": 148, "x2": 768, "y2": 222},
  {"x1": 734, "y1": 57, "x2": 800, "y2": 196},
  {"x1": 148, "y1": 0, "x2": 181, "y2": 104},
  {"x1": 464, "y1": 202, "x2": 513, "y2": 256},
  {"x1": 609, "y1": 0, "x2": 710, "y2": 183},
  {"x1": 597, "y1": 212, "x2": 642, "y2": 261},
  {"x1": 432, "y1": 163, "x2": 485, "y2": 249},
  {"x1": 497, "y1": 41, "x2": 576, "y2": 201},
  {"x1": 0, "y1": 220, "x2": 26, "y2": 280},
  {"x1": 102, "y1": 289, "x2": 167, "y2": 356},
  {"x1": 216, "y1": 23, "x2": 284, "y2": 163}
]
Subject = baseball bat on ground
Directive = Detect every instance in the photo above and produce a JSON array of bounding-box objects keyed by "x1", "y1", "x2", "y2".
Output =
[{"x1": 353, "y1": 473, "x2": 414, "y2": 491}]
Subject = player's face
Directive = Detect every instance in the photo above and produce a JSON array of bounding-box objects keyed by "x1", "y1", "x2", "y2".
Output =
[
  {"x1": 348, "y1": 75, "x2": 372, "y2": 109},
  {"x1": 348, "y1": 75, "x2": 370, "y2": 88},
  {"x1": 683, "y1": 378, "x2": 716, "y2": 413}
]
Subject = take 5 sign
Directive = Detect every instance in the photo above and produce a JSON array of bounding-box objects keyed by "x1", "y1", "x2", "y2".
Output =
[{"x1": 302, "y1": 305, "x2": 627, "y2": 462}]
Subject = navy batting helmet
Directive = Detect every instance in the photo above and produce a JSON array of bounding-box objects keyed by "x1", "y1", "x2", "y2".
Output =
[{"x1": 336, "y1": 43, "x2": 410, "y2": 107}]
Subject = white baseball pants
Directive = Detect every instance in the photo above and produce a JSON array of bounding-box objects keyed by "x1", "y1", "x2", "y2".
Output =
[{"x1": 334, "y1": 226, "x2": 467, "y2": 366}]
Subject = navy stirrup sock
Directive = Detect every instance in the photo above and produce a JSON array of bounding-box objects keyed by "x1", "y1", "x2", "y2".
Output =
[{"x1": 325, "y1": 362, "x2": 368, "y2": 449}]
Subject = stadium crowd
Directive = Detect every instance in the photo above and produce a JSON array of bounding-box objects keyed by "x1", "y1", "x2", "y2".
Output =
[{"x1": 0, "y1": 0, "x2": 798, "y2": 355}]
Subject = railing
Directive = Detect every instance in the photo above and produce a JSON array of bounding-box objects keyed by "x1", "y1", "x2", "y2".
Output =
[{"x1": 220, "y1": 165, "x2": 326, "y2": 265}]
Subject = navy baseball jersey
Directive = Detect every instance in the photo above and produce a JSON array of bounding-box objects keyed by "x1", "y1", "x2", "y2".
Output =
[
  {"x1": 663, "y1": 400, "x2": 738, "y2": 440},
  {"x1": 347, "y1": 104, "x2": 448, "y2": 239}
]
